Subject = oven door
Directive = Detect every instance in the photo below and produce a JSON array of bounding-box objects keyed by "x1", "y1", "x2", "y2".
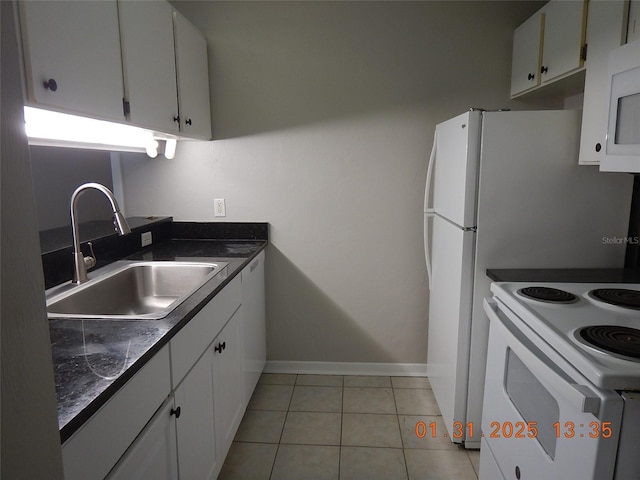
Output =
[{"x1": 480, "y1": 298, "x2": 623, "y2": 480}]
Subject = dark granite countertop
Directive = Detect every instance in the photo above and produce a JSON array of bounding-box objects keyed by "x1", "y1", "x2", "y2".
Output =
[
  {"x1": 487, "y1": 268, "x2": 640, "y2": 283},
  {"x1": 47, "y1": 224, "x2": 268, "y2": 443}
]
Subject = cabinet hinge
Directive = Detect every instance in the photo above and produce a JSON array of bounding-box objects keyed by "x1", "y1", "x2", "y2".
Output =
[
  {"x1": 581, "y1": 43, "x2": 588, "y2": 62},
  {"x1": 122, "y1": 98, "x2": 131, "y2": 117}
]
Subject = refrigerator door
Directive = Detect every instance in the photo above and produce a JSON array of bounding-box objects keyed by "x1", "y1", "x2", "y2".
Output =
[
  {"x1": 427, "y1": 213, "x2": 475, "y2": 442},
  {"x1": 432, "y1": 110, "x2": 482, "y2": 228}
]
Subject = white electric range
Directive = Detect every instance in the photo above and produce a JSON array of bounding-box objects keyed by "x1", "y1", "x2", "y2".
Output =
[{"x1": 479, "y1": 282, "x2": 640, "y2": 480}]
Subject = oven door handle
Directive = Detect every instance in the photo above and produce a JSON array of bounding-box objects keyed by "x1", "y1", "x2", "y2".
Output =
[{"x1": 484, "y1": 298, "x2": 601, "y2": 416}]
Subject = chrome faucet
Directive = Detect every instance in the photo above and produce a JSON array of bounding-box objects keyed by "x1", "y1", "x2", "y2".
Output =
[{"x1": 70, "y1": 183, "x2": 131, "y2": 284}]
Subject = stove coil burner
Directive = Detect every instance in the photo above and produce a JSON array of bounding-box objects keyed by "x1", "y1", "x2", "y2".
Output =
[
  {"x1": 517, "y1": 286, "x2": 578, "y2": 304},
  {"x1": 589, "y1": 288, "x2": 640, "y2": 310},
  {"x1": 578, "y1": 325, "x2": 640, "y2": 359}
]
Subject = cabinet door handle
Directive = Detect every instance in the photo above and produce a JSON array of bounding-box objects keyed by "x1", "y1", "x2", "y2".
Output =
[
  {"x1": 527, "y1": 73, "x2": 535, "y2": 80},
  {"x1": 173, "y1": 115, "x2": 180, "y2": 124},
  {"x1": 214, "y1": 341, "x2": 227, "y2": 353},
  {"x1": 170, "y1": 406, "x2": 182, "y2": 418},
  {"x1": 43, "y1": 78, "x2": 58, "y2": 91},
  {"x1": 185, "y1": 118, "x2": 192, "y2": 126},
  {"x1": 540, "y1": 66, "x2": 548, "y2": 74}
]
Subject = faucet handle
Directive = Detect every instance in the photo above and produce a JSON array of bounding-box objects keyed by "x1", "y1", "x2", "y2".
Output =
[{"x1": 83, "y1": 241, "x2": 97, "y2": 270}]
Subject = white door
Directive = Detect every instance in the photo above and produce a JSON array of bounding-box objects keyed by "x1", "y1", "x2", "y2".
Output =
[
  {"x1": 175, "y1": 347, "x2": 220, "y2": 480},
  {"x1": 214, "y1": 310, "x2": 246, "y2": 460},
  {"x1": 18, "y1": 0, "x2": 124, "y2": 121},
  {"x1": 540, "y1": 0, "x2": 586, "y2": 84},
  {"x1": 174, "y1": 10, "x2": 212, "y2": 139},
  {"x1": 427, "y1": 214, "x2": 475, "y2": 442},
  {"x1": 106, "y1": 397, "x2": 179, "y2": 480},
  {"x1": 118, "y1": 0, "x2": 180, "y2": 133},
  {"x1": 432, "y1": 110, "x2": 481, "y2": 228},
  {"x1": 510, "y1": 12, "x2": 543, "y2": 96}
]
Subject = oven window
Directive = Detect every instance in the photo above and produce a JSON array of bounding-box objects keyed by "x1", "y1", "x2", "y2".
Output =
[
  {"x1": 505, "y1": 348, "x2": 559, "y2": 459},
  {"x1": 615, "y1": 92, "x2": 640, "y2": 145}
]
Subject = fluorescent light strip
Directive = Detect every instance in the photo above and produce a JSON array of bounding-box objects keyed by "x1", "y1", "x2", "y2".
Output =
[{"x1": 23, "y1": 107, "x2": 177, "y2": 157}]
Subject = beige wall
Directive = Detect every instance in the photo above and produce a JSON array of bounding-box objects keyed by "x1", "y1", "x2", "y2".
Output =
[{"x1": 120, "y1": 1, "x2": 555, "y2": 365}]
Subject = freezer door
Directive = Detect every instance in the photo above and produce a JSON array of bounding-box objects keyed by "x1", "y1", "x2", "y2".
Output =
[
  {"x1": 432, "y1": 110, "x2": 481, "y2": 228},
  {"x1": 427, "y1": 214, "x2": 475, "y2": 442}
]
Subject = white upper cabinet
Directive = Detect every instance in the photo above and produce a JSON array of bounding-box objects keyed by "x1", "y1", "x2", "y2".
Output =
[
  {"x1": 510, "y1": 0, "x2": 587, "y2": 98},
  {"x1": 174, "y1": 11, "x2": 212, "y2": 140},
  {"x1": 578, "y1": 0, "x2": 629, "y2": 165},
  {"x1": 540, "y1": 0, "x2": 588, "y2": 84},
  {"x1": 118, "y1": 0, "x2": 180, "y2": 134},
  {"x1": 629, "y1": 0, "x2": 640, "y2": 42},
  {"x1": 510, "y1": 13, "x2": 544, "y2": 96},
  {"x1": 18, "y1": 0, "x2": 124, "y2": 122},
  {"x1": 18, "y1": 0, "x2": 212, "y2": 141}
]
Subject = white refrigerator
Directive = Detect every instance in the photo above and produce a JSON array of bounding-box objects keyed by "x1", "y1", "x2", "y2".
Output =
[{"x1": 424, "y1": 109, "x2": 632, "y2": 449}]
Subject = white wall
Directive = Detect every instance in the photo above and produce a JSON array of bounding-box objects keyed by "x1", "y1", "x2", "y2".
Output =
[
  {"x1": 1, "y1": 1, "x2": 64, "y2": 477},
  {"x1": 121, "y1": 1, "x2": 553, "y2": 364}
]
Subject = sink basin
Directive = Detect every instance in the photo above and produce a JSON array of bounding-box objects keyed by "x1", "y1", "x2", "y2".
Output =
[{"x1": 47, "y1": 261, "x2": 228, "y2": 319}]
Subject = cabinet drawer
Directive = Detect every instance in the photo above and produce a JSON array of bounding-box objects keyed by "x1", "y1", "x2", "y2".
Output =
[
  {"x1": 170, "y1": 275, "x2": 241, "y2": 388},
  {"x1": 62, "y1": 346, "x2": 171, "y2": 480}
]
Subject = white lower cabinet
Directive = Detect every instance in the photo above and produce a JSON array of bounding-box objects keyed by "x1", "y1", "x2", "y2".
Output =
[
  {"x1": 212, "y1": 309, "x2": 245, "y2": 459},
  {"x1": 174, "y1": 346, "x2": 220, "y2": 480},
  {"x1": 241, "y1": 251, "x2": 266, "y2": 401},
  {"x1": 62, "y1": 257, "x2": 266, "y2": 479},
  {"x1": 106, "y1": 397, "x2": 179, "y2": 480},
  {"x1": 172, "y1": 308, "x2": 245, "y2": 479}
]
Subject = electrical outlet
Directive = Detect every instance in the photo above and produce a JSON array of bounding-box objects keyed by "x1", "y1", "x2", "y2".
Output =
[
  {"x1": 141, "y1": 231, "x2": 153, "y2": 247},
  {"x1": 214, "y1": 198, "x2": 226, "y2": 217}
]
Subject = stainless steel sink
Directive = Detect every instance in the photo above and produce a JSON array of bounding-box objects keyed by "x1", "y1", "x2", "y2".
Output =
[{"x1": 47, "y1": 261, "x2": 228, "y2": 319}]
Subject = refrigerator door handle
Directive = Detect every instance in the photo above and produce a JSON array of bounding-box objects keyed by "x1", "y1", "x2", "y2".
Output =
[
  {"x1": 424, "y1": 131, "x2": 437, "y2": 214},
  {"x1": 425, "y1": 212, "x2": 434, "y2": 290},
  {"x1": 424, "y1": 132, "x2": 437, "y2": 290}
]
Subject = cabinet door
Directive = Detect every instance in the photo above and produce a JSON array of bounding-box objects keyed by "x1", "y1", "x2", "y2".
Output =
[
  {"x1": 510, "y1": 12, "x2": 543, "y2": 96},
  {"x1": 578, "y1": 0, "x2": 629, "y2": 165},
  {"x1": 106, "y1": 397, "x2": 179, "y2": 480},
  {"x1": 213, "y1": 310, "x2": 246, "y2": 460},
  {"x1": 18, "y1": 0, "x2": 124, "y2": 121},
  {"x1": 241, "y1": 252, "x2": 266, "y2": 402},
  {"x1": 540, "y1": 0, "x2": 587, "y2": 83},
  {"x1": 118, "y1": 0, "x2": 180, "y2": 133},
  {"x1": 174, "y1": 347, "x2": 220, "y2": 480},
  {"x1": 174, "y1": 11, "x2": 212, "y2": 139},
  {"x1": 629, "y1": 0, "x2": 640, "y2": 42}
]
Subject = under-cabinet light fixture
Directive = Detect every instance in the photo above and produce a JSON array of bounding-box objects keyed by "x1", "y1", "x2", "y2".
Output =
[{"x1": 23, "y1": 107, "x2": 178, "y2": 158}]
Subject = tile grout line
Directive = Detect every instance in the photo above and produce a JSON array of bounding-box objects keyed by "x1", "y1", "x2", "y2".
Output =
[
  {"x1": 339, "y1": 382, "x2": 344, "y2": 479},
  {"x1": 268, "y1": 374, "x2": 296, "y2": 480}
]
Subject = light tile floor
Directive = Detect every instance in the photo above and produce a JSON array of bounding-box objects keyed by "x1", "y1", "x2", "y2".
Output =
[{"x1": 218, "y1": 374, "x2": 480, "y2": 480}]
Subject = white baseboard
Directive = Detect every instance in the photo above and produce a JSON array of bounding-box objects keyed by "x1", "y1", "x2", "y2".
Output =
[{"x1": 264, "y1": 360, "x2": 428, "y2": 377}]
